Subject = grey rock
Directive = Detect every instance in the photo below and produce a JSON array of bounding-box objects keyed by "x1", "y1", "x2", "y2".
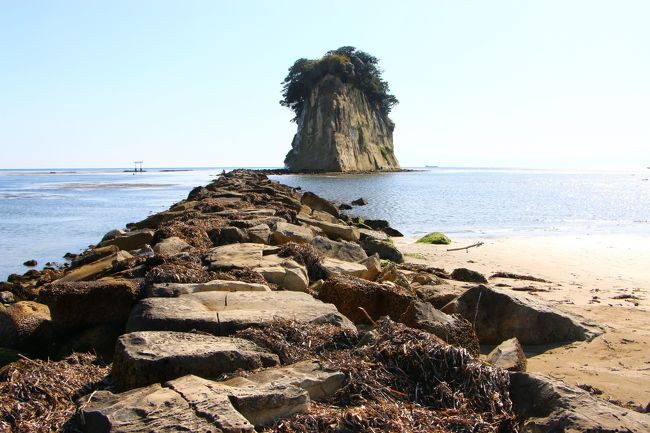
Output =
[
  {"x1": 510, "y1": 372, "x2": 650, "y2": 433},
  {"x1": 153, "y1": 236, "x2": 192, "y2": 257},
  {"x1": 351, "y1": 197, "x2": 368, "y2": 206},
  {"x1": 451, "y1": 285, "x2": 599, "y2": 345},
  {"x1": 112, "y1": 331, "x2": 280, "y2": 390},
  {"x1": 358, "y1": 228, "x2": 389, "y2": 241},
  {"x1": 360, "y1": 237, "x2": 404, "y2": 263},
  {"x1": 101, "y1": 229, "x2": 154, "y2": 251},
  {"x1": 310, "y1": 236, "x2": 367, "y2": 262},
  {"x1": 100, "y1": 228, "x2": 126, "y2": 243},
  {"x1": 451, "y1": 267, "x2": 488, "y2": 283},
  {"x1": 271, "y1": 221, "x2": 318, "y2": 245},
  {"x1": 126, "y1": 291, "x2": 355, "y2": 335},
  {"x1": 300, "y1": 191, "x2": 340, "y2": 217},
  {"x1": 486, "y1": 337, "x2": 527, "y2": 372}
]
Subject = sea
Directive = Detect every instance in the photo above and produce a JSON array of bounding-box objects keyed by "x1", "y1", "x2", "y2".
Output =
[{"x1": 1, "y1": 167, "x2": 649, "y2": 280}]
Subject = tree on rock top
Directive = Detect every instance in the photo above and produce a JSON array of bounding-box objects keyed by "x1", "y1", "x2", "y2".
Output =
[{"x1": 280, "y1": 46, "x2": 398, "y2": 122}]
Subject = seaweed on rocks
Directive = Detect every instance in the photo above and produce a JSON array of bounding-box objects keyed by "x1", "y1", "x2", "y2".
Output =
[
  {"x1": 277, "y1": 242, "x2": 328, "y2": 281},
  {"x1": 0, "y1": 353, "x2": 110, "y2": 433},
  {"x1": 211, "y1": 269, "x2": 268, "y2": 286},
  {"x1": 236, "y1": 318, "x2": 518, "y2": 433},
  {"x1": 143, "y1": 254, "x2": 217, "y2": 285}
]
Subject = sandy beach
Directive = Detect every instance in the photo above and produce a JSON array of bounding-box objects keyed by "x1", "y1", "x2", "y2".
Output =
[{"x1": 395, "y1": 234, "x2": 650, "y2": 407}]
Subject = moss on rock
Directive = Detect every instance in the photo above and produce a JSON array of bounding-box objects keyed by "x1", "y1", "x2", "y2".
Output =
[{"x1": 417, "y1": 232, "x2": 451, "y2": 245}]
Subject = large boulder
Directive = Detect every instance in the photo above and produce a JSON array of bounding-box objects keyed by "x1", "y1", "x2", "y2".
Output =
[
  {"x1": 415, "y1": 284, "x2": 466, "y2": 309},
  {"x1": 152, "y1": 236, "x2": 193, "y2": 257},
  {"x1": 101, "y1": 229, "x2": 154, "y2": 251},
  {"x1": 39, "y1": 278, "x2": 139, "y2": 334},
  {"x1": 486, "y1": 337, "x2": 527, "y2": 372},
  {"x1": 112, "y1": 331, "x2": 280, "y2": 390},
  {"x1": 360, "y1": 237, "x2": 404, "y2": 263},
  {"x1": 55, "y1": 251, "x2": 133, "y2": 282},
  {"x1": 126, "y1": 291, "x2": 354, "y2": 335},
  {"x1": 0, "y1": 301, "x2": 53, "y2": 356},
  {"x1": 298, "y1": 216, "x2": 359, "y2": 242},
  {"x1": 300, "y1": 192, "x2": 339, "y2": 218},
  {"x1": 310, "y1": 236, "x2": 367, "y2": 262},
  {"x1": 449, "y1": 285, "x2": 597, "y2": 345},
  {"x1": 321, "y1": 257, "x2": 368, "y2": 279},
  {"x1": 271, "y1": 221, "x2": 318, "y2": 245},
  {"x1": 510, "y1": 372, "x2": 650, "y2": 433}
]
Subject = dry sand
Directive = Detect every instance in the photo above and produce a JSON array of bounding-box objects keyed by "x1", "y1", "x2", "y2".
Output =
[{"x1": 395, "y1": 234, "x2": 650, "y2": 408}]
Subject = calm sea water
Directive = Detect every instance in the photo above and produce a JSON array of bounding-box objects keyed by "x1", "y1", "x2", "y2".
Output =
[{"x1": 1, "y1": 167, "x2": 649, "y2": 280}]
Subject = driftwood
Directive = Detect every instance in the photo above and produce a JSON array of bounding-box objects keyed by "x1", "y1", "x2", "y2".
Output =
[{"x1": 447, "y1": 242, "x2": 484, "y2": 252}]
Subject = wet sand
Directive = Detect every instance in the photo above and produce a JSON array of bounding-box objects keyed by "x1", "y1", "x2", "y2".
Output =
[{"x1": 395, "y1": 234, "x2": 650, "y2": 407}]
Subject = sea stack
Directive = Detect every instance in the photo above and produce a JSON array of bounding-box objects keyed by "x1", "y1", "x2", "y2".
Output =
[{"x1": 281, "y1": 47, "x2": 400, "y2": 172}]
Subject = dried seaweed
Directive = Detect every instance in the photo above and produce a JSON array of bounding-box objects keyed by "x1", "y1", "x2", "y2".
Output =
[
  {"x1": 236, "y1": 318, "x2": 518, "y2": 433},
  {"x1": 0, "y1": 353, "x2": 110, "y2": 433},
  {"x1": 277, "y1": 242, "x2": 328, "y2": 281}
]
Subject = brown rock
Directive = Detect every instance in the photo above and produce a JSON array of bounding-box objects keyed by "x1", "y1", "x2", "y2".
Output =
[
  {"x1": 0, "y1": 301, "x2": 53, "y2": 356},
  {"x1": 300, "y1": 192, "x2": 339, "y2": 218},
  {"x1": 486, "y1": 337, "x2": 527, "y2": 371}
]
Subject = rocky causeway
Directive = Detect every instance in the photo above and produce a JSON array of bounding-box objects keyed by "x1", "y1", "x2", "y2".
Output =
[{"x1": 1, "y1": 169, "x2": 648, "y2": 432}]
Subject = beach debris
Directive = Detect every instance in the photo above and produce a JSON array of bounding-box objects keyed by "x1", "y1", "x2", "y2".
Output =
[
  {"x1": 0, "y1": 353, "x2": 110, "y2": 433},
  {"x1": 447, "y1": 241, "x2": 484, "y2": 252},
  {"x1": 490, "y1": 271, "x2": 550, "y2": 283}
]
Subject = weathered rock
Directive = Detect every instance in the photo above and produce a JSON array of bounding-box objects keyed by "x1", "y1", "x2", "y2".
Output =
[
  {"x1": 101, "y1": 229, "x2": 154, "y2": 251},
  {"x1": 39, "y1": 278, "x2": 139, "y2": 334},
  {"x1": 510, "y1": 372, "x2": 650, "y2": 433},
  {"x1": 56, "y1": 251, "x2": 133, "y2": 282},
  {"x1": 205, "y1": 243, "x2": 279, "y2": 270},
  {"x1": 310, "y1": 236, "x2": 367, "y2": 262},
  {"x1": 254, "y1": 263, "x2": 309, "y2": 292},
  {"x1": 284, "y1": 77, "x2": 399, "y2": 172},
  {"x1": 310, "y1": 209, "x2": 339, "y2": 224},
  {"x1": 112, "y1": 331, "x2": 280, "y2": 390},
  {"x1": 363, "y1": 219, "x2": 403, "y2": 237},
  {"x1": 316, "y1": 276, "x2": 414, "y2": 324},
  {"x1": 271, "y1": 221, "x2": 318, "y2": 245},
  {"x1": 360, "y1": 237, "x2": 404, "y2": 263},
  {"x1": 100, "y1": 228, "x2": 126, "y2": 242},
  {"x1": 223, "y1": 360, "x2": 346, "y2": 402},
  {"x1": 23, "y1": 259, "x2": 37, "y2": 267},
  {"x1": 56, "y1": 324, "x2": 122, "y2": 361},
  {"x1": 359, "y1": 253, "x2": 381, "y2": 281},
  {"x1": 300, "y1": 192, "x2": 339, "y2": 217},
  {"x1": 321, "y1": 257, "x2": 368, "y2": 279},
  {"x1": 416, "y1": 284, "x2": 466, "y2": 309},
  {"x1": 450, "y1": 285, "x2": 597, "y2": 345},
  {"x1": 399, "y1": 300, "x2": 479, "y2": 355},
  {"x1": 218, "y1": 226, "x2": 249, "y2": 245},
  {"x1": 451, "y1": 267, "x2": 488, "y2": 284},
  {"x1": 247, "y1": 224, "x2": 271, "y2": 244},
  {"x1": 0, "y1": 291, "x2": 15, "y2": 304},
  {"x1": 486, "y1": 337, "x2": 527, "y2": 372},
  {"x1": 146, "y1": 280, "x2": 271, "y2": 297},
  {"x1": 351, "y1": 197, "x2": 368, "y2": 206},
  {"x1": 358, "y1": 228, "x2": 389, "y2": 241},
  {"x1": 153, "y1": 236, "x2": 193, "y2": 257},
  {"x1": 126, "y1": 291, "x2": 354, "y2": 335},
  {"x1": 298, "y1": 215, "x2": 359, "y2": 242},
  {"x1": 70, "y1": 244, "x2": 120, "y2": 268},
  {"x1": 0, "y1": 301, "x2": 53, "y2": 356},
  {"x1": 338, "y1": 203, "x2": 353, "y2": 210}
]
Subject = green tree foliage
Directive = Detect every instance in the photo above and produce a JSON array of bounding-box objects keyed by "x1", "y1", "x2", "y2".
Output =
[{"x1": 280, "y1": 46, "x2": 398, "y2": 121}]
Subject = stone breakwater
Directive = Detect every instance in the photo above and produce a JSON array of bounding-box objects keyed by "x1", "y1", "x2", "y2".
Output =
[{"x1": 0, "y1": 169, "x2": 648, "y2": 432}]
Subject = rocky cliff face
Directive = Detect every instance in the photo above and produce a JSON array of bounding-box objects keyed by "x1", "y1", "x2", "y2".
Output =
[{"x1": 284, "y1": 76, "x2": 400, "y2": 172}]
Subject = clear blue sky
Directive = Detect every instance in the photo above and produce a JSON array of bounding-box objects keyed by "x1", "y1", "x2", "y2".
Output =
[{"x1": 1, "y1": 1, "x2": 648, "y2": 169}]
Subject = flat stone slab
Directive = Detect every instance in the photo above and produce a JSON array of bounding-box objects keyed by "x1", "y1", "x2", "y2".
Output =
[
  {"x1": 56, "y1": 251, "x2": 133, "y2": 282},
  {"x1": 112, "y1": 331, "x2": 280, "y2": 390},
  {"x1": 321, "y1": 257, "x2": 368, "y2": 278},
  {"x1": 79, "y1": 360, "x2": 346, "y2": 432},
  {"x1": 205, "y1": 243, "x2": 279, "y2": 270},
  {"x1": 126, "y1": 291, "x2": 355, "y2": 336},
  {"x1": 146, "y1": 280, "x2": 271, "y2": 297}
]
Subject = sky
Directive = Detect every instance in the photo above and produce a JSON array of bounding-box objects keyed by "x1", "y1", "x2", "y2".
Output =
[{"x1": 1, "y1": 1, "x2": 648, "y2": 169}]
